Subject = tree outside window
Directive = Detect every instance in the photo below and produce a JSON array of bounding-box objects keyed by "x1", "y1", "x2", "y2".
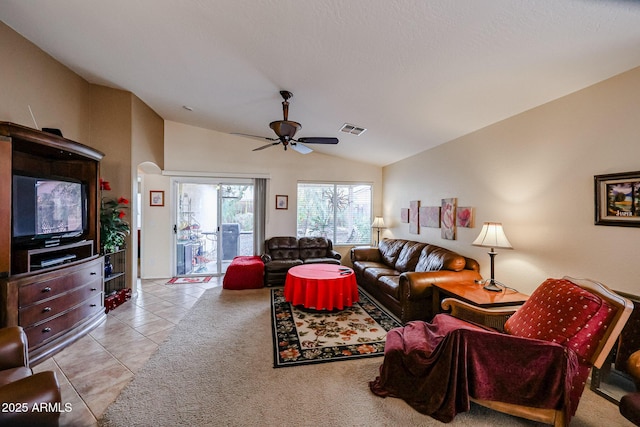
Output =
[{"x1": 297, "y1": 183, "x2": 372, "y2": 245}]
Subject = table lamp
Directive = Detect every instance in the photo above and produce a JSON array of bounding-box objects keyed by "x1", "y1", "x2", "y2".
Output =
[
  {"x1": 472, "y1": 222, "x2": 513, "y2": 292},
  {"x1": 371, "y1": 216, "x2": 386, "y2": 246}
]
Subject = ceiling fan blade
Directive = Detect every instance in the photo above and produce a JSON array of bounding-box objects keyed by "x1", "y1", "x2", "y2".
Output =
[
  {"x1": 253, "y1": 142, "x2": 280, "y2": 151},
  {"x1": 290, "y1": 142, "x2": 313, "y2": 154},
  {"x1": 297, "y1": 137, "x2": 339, "y2": 145},
  {"x1": 231, "y1": 132, "x2": 278, "y2": 142}
]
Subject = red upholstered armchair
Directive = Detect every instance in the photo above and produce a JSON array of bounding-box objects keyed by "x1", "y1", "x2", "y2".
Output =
[{"x1": 370, "y1": 277, "x2": 633, "y2": 426}]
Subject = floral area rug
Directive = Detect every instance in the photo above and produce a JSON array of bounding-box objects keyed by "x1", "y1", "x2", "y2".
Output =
[
  {"x1": 166, "y1": 276, "x2": 213, "y2": 284},
  {"x1": 271, "y1": 288, "x2": 402, "y2": 368}
]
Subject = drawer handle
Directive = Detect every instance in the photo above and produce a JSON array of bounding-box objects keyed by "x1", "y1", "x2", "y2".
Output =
[
  {"x1": 42, "y1": 327, "x2": 51, "y2": 333},
  {"x1": 90, "y1": 272, "x2": 97, "y2": 275},
  {"x1": 42, "y1": 307, "x2": 52, "y2": 313},
  {"x1": 90, "y1": 304, "x2": 97, "y2": 307},
  {"x1": 42, "y1": 287, "x2": 52, "y2": 293},
  {"x1": 90, "y1": 288, "x2": 98, "y2": 291}
]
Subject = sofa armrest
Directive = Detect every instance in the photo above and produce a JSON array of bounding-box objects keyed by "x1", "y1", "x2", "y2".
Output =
[
  {"x1": 0, "y1": 371, "x2": 61, "y2": 427},
  {"x1": 0, "y1": 327, "x2": 28, "y2": 371},
  {"x1": 399, "y1": 270, "x2": 483, "y2": 301},
  {"x1": 628, "y1": 350, "x2": 640, "y2": 388},
  {"x1": 441, "y1": 298, "x2": 518, "y2": 332},
  {"x1": 327, "y1": 250, "x2": 341, "y2": 260},
  {"x1": 260, "y1": 253, "x2": 272, "y2": 263},
  {"x1": 350, "y1": 247, "x2": 381, "y2": 263}
]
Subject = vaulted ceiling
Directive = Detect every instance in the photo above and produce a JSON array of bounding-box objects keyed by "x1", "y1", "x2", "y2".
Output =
[{"x1": 2, "y1": 0, "x2": 640, "y2": 166}]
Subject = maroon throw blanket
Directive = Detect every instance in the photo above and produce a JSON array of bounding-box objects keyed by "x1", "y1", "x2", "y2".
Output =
[{"x1": 370, "y1": 315, "x2": 586, "y2": 423}]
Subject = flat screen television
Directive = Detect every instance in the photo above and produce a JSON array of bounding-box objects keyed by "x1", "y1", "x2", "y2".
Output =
[{"x1": 12, "y1": 173, "x2": 88, "y2": 247}]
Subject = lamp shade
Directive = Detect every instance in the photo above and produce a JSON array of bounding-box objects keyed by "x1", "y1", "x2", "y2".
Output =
[
  {"x1": 472, "y1": 222, "x2": 513, "y2": 249},
  {"x1": 371, "y1": 216, "x2": 386, "y2": 228}
]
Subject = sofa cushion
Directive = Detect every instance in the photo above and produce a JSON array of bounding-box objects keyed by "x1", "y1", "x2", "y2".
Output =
[
  {"x1": 504, "y1": 278, "x2": 617, "y2": 362},
  {"x1": 266, "y1": 236, "x2": 299, "y2": 260},
  {"x1": 352, "y1": 261, "x2": 384, "y2": 272},
  {"x1": 263, "y1": 259, "x2": 303, "y2": 271},
  {"x1": 377, "y1": 275, "x2": 401, "y2": 300},
  {"x1": 395, "y1": 241, "x2": 426, "y2": 272},
  {"x1": 379, "y1": 239, "x2": 407, "y2": 268},
  {"x1": 364, "y1": 266, "x2": 400, "y2": 283},
  {"x1": 303, "y1": 257, "x2": 340, "y2": 265},
  {"x1": 415, "y1": 245, "x2": 466, "y2": 272},
  {"x1": 0, "y1": 366, "x2": 32, "y2": 388},
  {"x1": 299, "y1": 237, "x2": 330, "y2": 259}
]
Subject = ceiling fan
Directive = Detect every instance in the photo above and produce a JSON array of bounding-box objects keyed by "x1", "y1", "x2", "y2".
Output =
[{"x1": 233, "y1": 90, "x2": 339, "y2": 154}]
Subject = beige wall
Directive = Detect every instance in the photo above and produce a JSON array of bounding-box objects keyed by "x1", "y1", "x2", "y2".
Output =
[
  {"x1": 89, "y1": 87, "x2": 164, "y2": 286},
  {"x1": 132, "y1": 97, "x2": 165, "y2": 281},
  {"x1": 383, "y1": 66, "x2": 640, "y2": 295},
  {"x1": 138, "y1": 121, "x2": 384, "y2": 278},
  {"x1": 164, "y1": 120, "x2": 383, "y2": 237},
  {"x1": 1, "y1": 22, "x2": 164, "y2": 289},
  {"x1": 0, "y1": 21, "x2": 91, "y2": 142},
  {"x1": 140, "y1": 171, "x2": 172, "y2": 278},
  {"x1": 5, "y1": 19, "x2": 640, "y2": 293},
  {"x1": 132, "y1": 96, "x2": 164, "y2": 169}
]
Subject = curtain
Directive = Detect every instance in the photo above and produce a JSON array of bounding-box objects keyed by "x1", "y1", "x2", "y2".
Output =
[{"x1": 253, "y1": 178, "x2": 267, "y2": 255}]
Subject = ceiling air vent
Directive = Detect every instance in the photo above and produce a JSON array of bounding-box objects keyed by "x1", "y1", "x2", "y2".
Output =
[{"x1": 340, "y1": 123, "x2": 367, "y2": 136}]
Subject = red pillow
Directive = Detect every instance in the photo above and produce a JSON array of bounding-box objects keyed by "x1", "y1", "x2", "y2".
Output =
[{"x1": 504, "y1": 278, "x2": 616, "y2": 362}]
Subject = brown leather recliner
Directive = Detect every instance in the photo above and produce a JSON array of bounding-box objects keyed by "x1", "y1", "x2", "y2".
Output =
[
  {"x1": 0, "y1": 326, "x2": 62, "y2": 427},
  {"x1": 620, "y1": 352, "x2": 640, "y2": 426},
  {"x1": 618, "y1": 297, "x2": 640, "y2": 426},
  {"x1": 262, "y1": 236, "x2": 341, "y2": 286}
]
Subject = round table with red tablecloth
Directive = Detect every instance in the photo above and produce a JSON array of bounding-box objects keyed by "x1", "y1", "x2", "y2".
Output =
[{"x1": 284, "y1": 264, "x2": 359, "y2": 310}]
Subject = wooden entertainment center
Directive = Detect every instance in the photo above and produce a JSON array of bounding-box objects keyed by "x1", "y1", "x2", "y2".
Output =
[{"x1": 0, "y1": 122, "x2": 106, "y2": 365}]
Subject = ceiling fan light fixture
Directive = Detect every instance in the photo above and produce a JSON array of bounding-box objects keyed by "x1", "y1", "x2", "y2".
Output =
[
  {"x1": 237, "y1": 90, "x2": 339, "y2": 154},
  {"x1": 270, "y1": 120, "x2": 301, "y2": 139},
  {"x1": 340, "y1": 123, "x2": 367, "y2": 136}
]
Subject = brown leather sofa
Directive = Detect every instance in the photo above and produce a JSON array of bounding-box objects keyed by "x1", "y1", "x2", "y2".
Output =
[
  {"x1": 620, "y1": 349, "x2": 640, "y2": 425},
  {"x1": 351, "y1": 238, "x2": 482, "y2": 323},
  {"x1": 0, "y1": 326, "x2": 62, "y2": 427},
  {"x1": 616, "y1": 293, "x2": 640, "y2": 425},
  {"x1": 262, "y1": 236, "x2": 341, "y2": 286}
]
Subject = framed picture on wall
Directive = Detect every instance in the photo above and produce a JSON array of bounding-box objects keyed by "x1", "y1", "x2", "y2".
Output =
[
  {"x1": 150, "y1": 190, "x2": 164, "y2": 207},
  {"x1": 419, "y1": 206, "x2": 441, "y2": 228},
  {"x1": 276, "y1": 195, "x2": 288, "y2": 210},
  {"x1": 400, "y1": 208, "x2": 409, "y2": 223},
  {"x1": 441, "y1": 198, "x2": 457, "y2": 240},
  {"x1": 409, "y1": 200, "x2": 420, "y2": 234},
  {"x1": 595, "y1": 171, "x2": 640, "y2": 227}
]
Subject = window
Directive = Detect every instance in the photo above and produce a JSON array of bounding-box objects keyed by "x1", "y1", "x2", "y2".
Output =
[{"x1": 297, "y1": 182, "x2": 372, "y2": 245}]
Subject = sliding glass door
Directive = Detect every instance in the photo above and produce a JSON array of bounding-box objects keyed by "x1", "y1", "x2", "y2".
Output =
[{"x1": 174, "y1": 179, "x2": 254, "y2": 276}]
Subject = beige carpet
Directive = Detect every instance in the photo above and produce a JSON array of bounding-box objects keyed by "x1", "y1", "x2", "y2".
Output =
[{"x1": 99, "y1": 286, "x2": 632, "y2": 426}]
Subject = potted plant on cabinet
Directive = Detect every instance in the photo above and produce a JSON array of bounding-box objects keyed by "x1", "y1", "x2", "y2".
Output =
[{"x1": 100, "y1": 179, "x2": 130, "y2": 255}]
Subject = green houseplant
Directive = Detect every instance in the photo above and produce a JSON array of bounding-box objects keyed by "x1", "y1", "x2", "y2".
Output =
[{"x1": 100, "y1": 179, "x2": 130, "y2": 254}]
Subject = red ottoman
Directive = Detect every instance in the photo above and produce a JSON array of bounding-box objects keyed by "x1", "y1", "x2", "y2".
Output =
[{"x1": 223, "y1": 256, "x2": 264, "y2": 290}]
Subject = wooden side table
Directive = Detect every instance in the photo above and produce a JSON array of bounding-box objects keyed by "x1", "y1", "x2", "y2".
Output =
[{"x1": 432, "y1": 280, "x2": 529, "y2": 318}]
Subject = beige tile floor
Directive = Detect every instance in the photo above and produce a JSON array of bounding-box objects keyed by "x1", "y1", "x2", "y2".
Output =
[{"x1": 32, "y1": 276, "x2": 222, "y2": 427}]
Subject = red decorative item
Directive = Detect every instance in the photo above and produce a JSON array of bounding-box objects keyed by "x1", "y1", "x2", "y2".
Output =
[
  {"x1": 100, "y1": 178, "x2": 111, "y2": 191},
  {"x1": 223, "y1": 256, "x2": 264, "y2": 290},
  {"x1": 104, "y1": 288, "x2": 132, "y2": 313}
]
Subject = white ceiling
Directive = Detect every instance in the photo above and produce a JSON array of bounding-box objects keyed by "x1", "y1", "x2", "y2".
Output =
[{"x1": 2, "y1": 0, "x2": 640, "y2": 166}]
